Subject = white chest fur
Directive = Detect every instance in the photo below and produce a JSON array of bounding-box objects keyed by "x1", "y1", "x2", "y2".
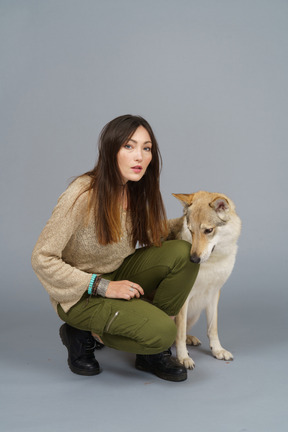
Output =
[{"x1": 180, "y1": 218, "x2": 238, "y2": 319}]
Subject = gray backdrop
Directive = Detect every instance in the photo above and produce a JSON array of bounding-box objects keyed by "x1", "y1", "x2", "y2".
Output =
[{"x1": 1, "y1": 1, "x2": 287, "y2": 431}]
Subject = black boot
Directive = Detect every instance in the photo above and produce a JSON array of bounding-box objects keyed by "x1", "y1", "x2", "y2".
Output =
[
  {"x1": 59, "y1": 324, "x2": 101, "y2": 376},
  {"x1": 135, "y1": 348, "x2": 187, "y2": 382}
]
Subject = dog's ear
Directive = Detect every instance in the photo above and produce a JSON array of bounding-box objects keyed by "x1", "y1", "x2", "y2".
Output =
[
  {"x1": 210, "y1": 197, "x2": 230, "y2": 221},
  {"x1": 172, "y1": 193, "x2": 195, "y2": 206}
]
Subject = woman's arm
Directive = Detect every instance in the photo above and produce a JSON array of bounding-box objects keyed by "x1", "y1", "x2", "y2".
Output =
[
  {"x1": 31, "y1": 180, "x2": 92, "y2": 304},
  {"x1": 32, "y1": 178, "x2": 144, "y2": 305}
]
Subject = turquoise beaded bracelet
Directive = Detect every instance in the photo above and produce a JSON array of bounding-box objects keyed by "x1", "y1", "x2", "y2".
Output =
[{"x1": 88, "y1": 274, "x2": 97, "y2": 295}]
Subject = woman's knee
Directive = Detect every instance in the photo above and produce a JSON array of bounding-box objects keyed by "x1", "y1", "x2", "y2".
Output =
[
  {"x1": 162, "y1": 240, "x2": 191, "y2": 261},
  {"x1": 159, "y1": 240, "x2": 192, "y2": 273}
]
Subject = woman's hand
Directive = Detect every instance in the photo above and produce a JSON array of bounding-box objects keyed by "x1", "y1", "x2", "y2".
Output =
[{"x1": 105, "y1": 280, "x2": 144, "y2": 300}]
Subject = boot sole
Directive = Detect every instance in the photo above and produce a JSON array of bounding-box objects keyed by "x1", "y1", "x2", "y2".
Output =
[
  {"x1": 135, "y1": 362, "x2": 187, "y2": 382},
  {"x1": 59, "y1": 325, "x2": 101, "y2": 376}
]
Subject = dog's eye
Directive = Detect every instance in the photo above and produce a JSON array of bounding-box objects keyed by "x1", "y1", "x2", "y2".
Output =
[{"x1": 204, "y1": 228, "x2": 214, "y2": 234}]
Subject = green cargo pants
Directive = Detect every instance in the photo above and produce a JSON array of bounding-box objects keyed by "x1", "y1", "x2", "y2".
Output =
[{"x1": 57, "y1": 240, "x2": 199, "y2": 355}]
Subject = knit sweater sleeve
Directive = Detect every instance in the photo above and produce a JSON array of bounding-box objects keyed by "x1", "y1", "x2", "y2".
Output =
[{"x1": 31, "y1": 179, "x2": 92, "y2": 305}]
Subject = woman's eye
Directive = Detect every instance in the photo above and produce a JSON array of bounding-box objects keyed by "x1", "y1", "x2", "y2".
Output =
[
  {"x1": 124, "y1": 144, "x2": 132, "y2": 149},
  {"x1": 204, "y1": 228, "x2": 214, "y2": 234},
  {"x1": 144, "y1": 147, "x2": 152, "y2": 152}
]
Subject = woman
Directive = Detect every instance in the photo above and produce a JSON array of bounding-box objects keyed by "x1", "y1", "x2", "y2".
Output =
[{"x1": 32, "y1": 114, "x2": 199, "y2": 382}]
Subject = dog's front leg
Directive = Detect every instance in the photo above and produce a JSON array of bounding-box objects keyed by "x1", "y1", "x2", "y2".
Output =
[
  {"x1": 206, "y1": 291, "x2": 233, "y2": 361},
  {"x1": 175, "y1": 299, "x2": 195, "y2": 369}
]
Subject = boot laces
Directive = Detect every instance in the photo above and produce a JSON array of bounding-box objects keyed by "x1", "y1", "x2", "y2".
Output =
[
  {"x1": 162, "y1": 348, "x2": 172, "y2": 357},
  {"x1": 84, "y1": 337, "x2": 97, "y2": 354},
  {"x1": 151, "y1": 348, "x2": 172, "y2": 360}
]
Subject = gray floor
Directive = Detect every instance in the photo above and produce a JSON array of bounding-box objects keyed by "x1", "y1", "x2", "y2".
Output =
[{"x1": 1, "y1": 276, "x2": 287, "y2": 432}]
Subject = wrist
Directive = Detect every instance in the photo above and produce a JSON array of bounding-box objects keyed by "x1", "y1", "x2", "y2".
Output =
[
  {"x1": 97, "y1": 278, "x2": 110, "y2": 297},
  {"x1": 88, "y1": 274, "x2": 97, "y2": 295}
]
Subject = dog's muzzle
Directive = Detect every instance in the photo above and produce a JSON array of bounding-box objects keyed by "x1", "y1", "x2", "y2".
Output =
[{"x1": 190, "y1": 254, "x2": 201, "y2": 264}]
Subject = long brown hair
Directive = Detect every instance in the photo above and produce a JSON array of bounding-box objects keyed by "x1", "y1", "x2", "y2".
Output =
[{"x1": 76, "y1": 114, "x2": 167, "y2": 247}]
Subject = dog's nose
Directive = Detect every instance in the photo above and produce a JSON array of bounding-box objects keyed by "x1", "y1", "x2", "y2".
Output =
[{"x1": 190, "y1": 254, "x2": 201, "y2": 264}]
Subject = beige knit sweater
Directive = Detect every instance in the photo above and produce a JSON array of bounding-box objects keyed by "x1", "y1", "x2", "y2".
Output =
[{"x1": 31, "y1": 176, "x2": 135, "y2": 313}]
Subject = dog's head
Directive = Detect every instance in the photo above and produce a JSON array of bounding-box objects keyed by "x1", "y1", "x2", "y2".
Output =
[{"x1": 172, "y1": 191, "x2": 240, "y2": 263}]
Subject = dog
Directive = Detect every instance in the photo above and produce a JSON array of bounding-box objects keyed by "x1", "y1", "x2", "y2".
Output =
[{"x1": 167, "y1": 191, "x2": 241, "y2": 369}]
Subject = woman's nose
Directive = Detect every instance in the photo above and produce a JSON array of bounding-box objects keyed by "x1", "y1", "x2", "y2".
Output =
[{"x1": 134, "y1": 149, "x2": 143, "y2": 161}]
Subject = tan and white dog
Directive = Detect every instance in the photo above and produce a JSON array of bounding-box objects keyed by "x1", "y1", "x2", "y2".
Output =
[{"x1": 167, "y1": 191, "x2": 241, "y2": 369}]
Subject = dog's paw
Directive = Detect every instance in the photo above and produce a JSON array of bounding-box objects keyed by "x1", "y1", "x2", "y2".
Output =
[
  {"x1": 212, "y1": 348, "x2": 234, "y2": 361},
  {"x1": 186, "y1": 335, "x2": 202, "y2": 346},
  {"x1": 178, "y1": 355, "x2": 195, "y2": 370}
]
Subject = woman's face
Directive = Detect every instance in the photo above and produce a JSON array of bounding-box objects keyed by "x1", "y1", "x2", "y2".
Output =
[{"x1": 117, "y1": 126, "x2": 153, "y2": 184}]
